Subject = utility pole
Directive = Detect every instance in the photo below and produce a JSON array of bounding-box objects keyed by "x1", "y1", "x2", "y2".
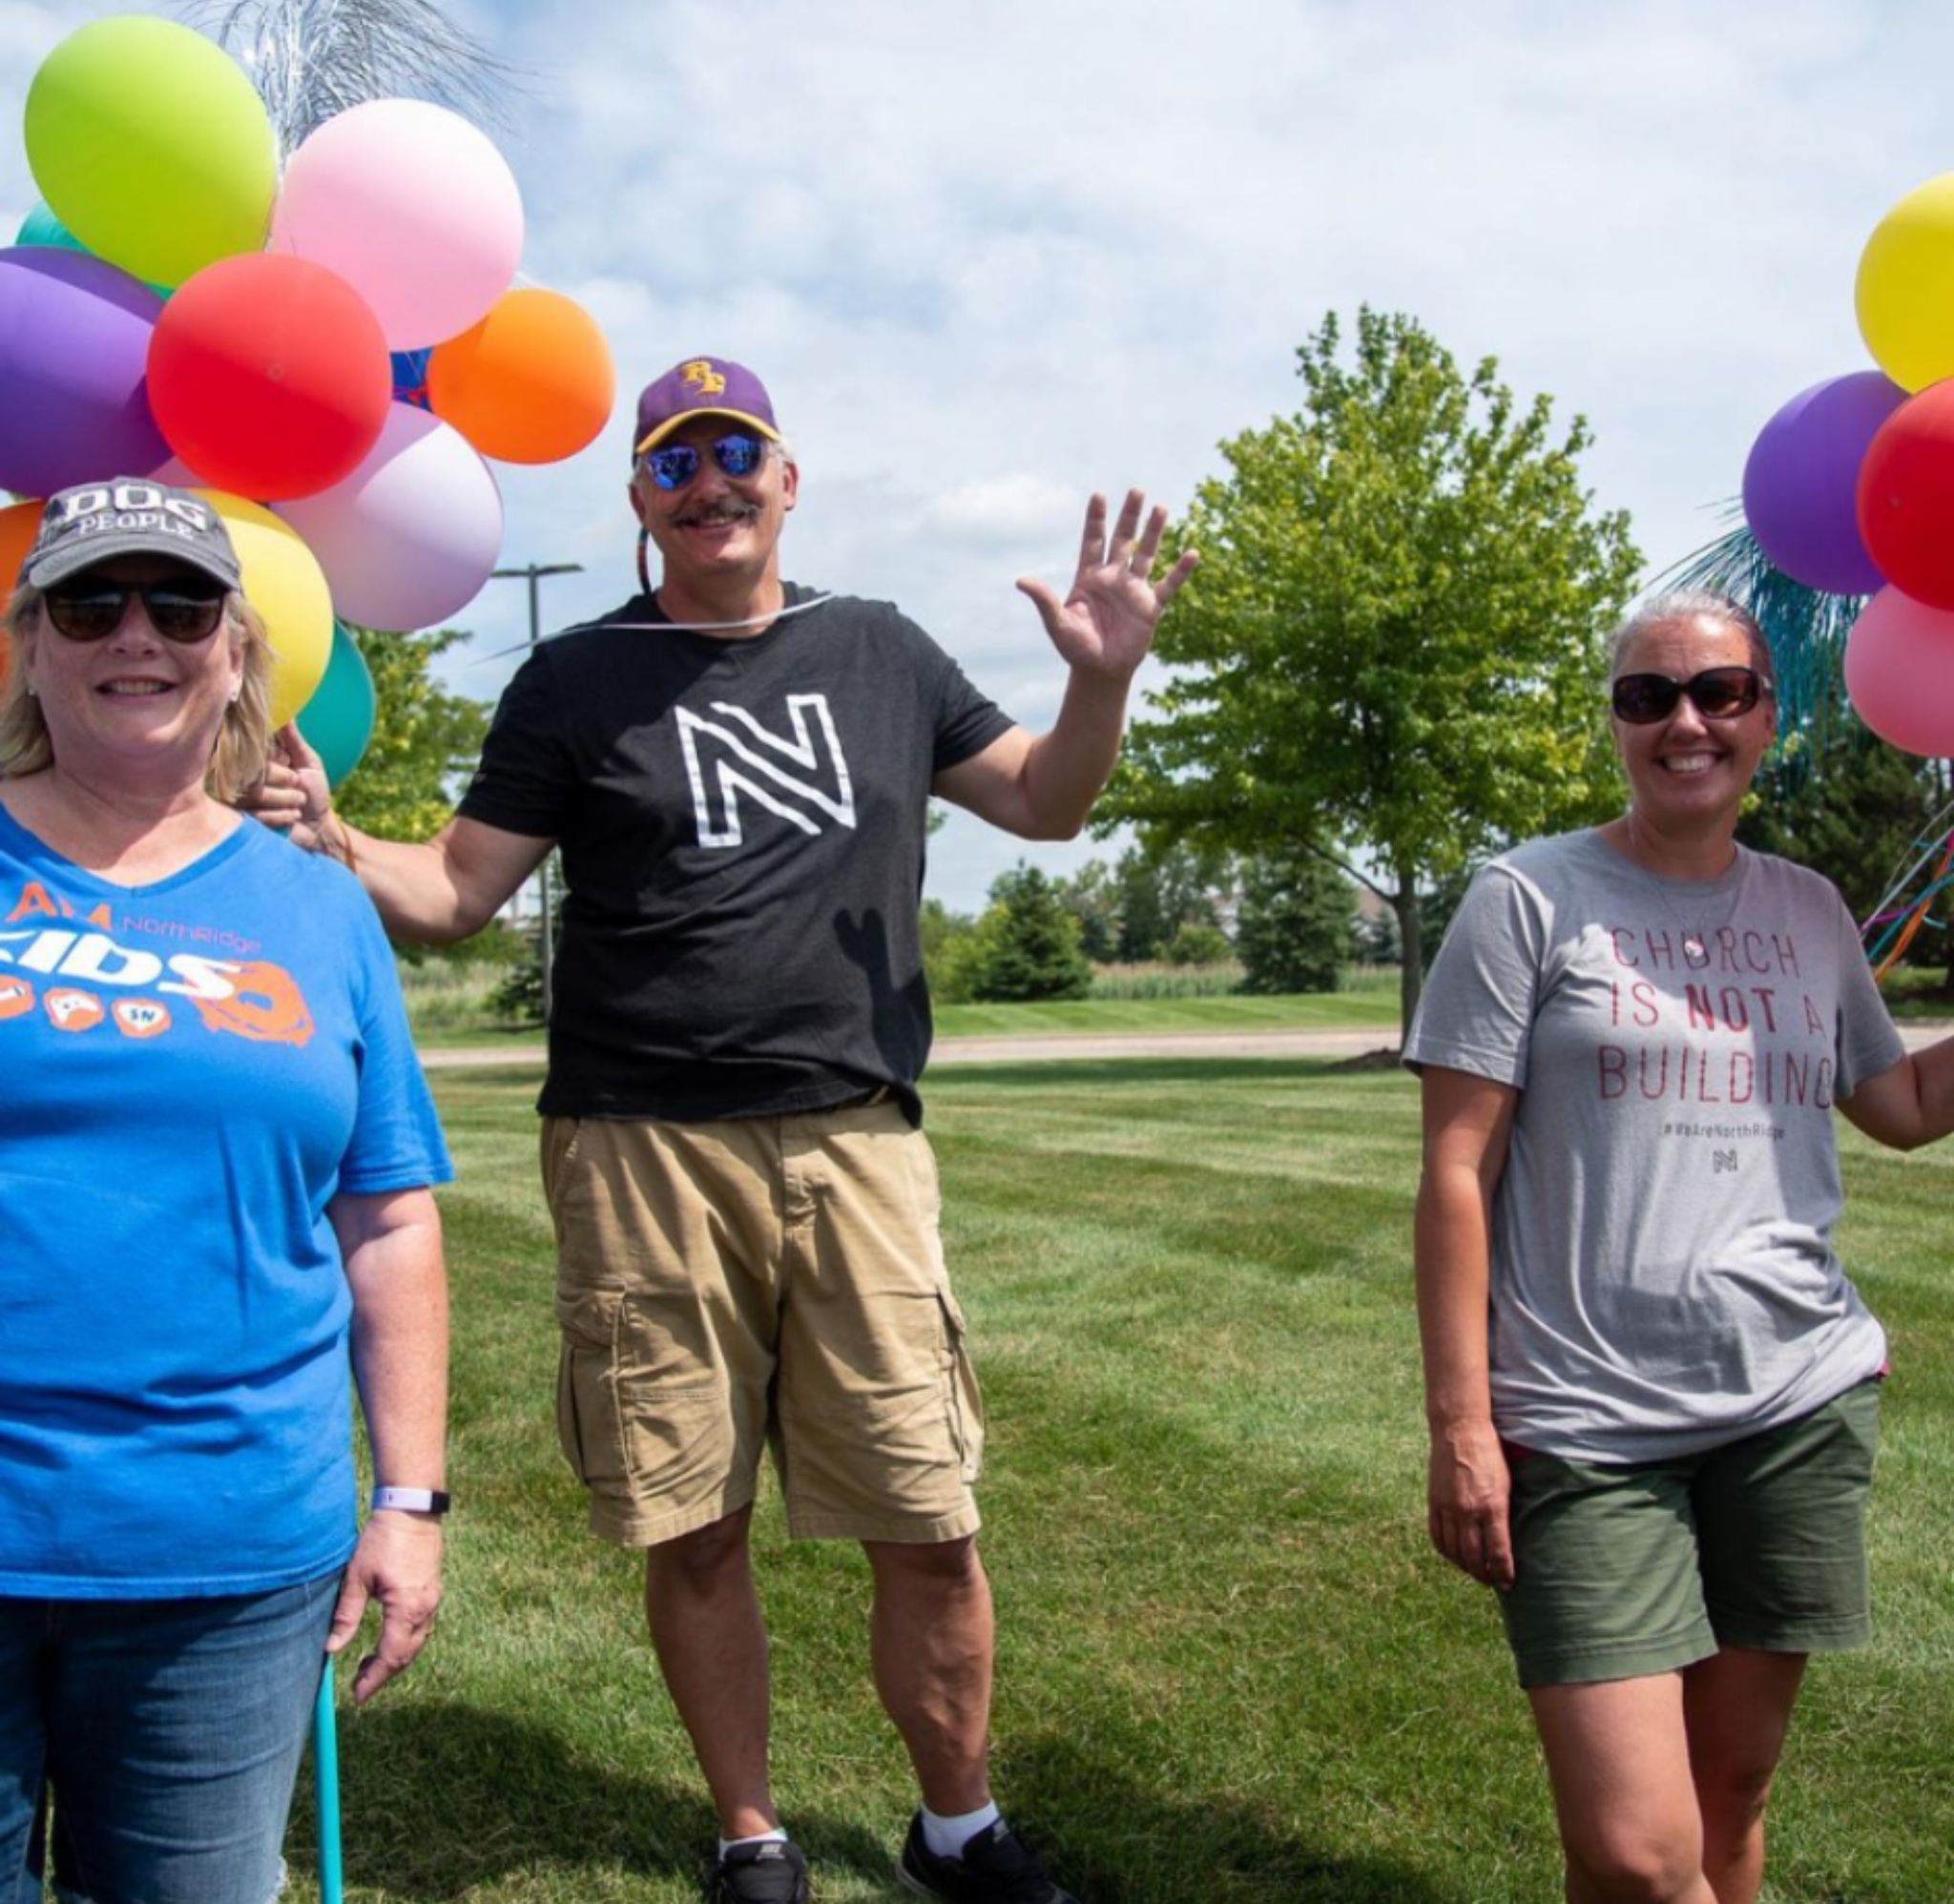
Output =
[{"x1": 489, "y1": 562, "x2": 583, "y2": 1017}]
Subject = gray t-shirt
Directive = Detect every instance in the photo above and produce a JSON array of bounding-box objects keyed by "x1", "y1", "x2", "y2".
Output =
[{"x1": 1405, "y1": 829, "x2": 1904, "y2": 1463}]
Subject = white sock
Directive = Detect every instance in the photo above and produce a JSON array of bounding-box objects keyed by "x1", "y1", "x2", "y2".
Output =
[
  {"x1": 921, "y1": 1801, "x2": 1000, "y2": 1859},
  {"x1": 719, "y1": 1829, "x2": 790, "y2": 1858}
]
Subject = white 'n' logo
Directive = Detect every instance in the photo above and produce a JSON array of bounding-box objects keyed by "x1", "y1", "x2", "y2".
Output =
[{"x1": 676, "y1": 695, "x2": 857, "y2": 847}]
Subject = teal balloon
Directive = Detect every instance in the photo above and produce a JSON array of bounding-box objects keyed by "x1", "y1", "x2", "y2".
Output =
[
  {"x1": 15, "y1": 201, "x2": 172, "y2": 299},
  {"x1": 16, "y1": 201, "x2": 87, "y2": 249},
  {"x1": 298, "y1": 623, "x2": 377, "y2": 790}
]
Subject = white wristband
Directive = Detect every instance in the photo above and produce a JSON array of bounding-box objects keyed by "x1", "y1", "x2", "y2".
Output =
[{"x1": 370, "y1": 1486, "x2": 451, "y2": 1516}]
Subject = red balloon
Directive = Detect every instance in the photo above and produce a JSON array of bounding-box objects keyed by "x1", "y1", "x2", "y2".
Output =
[
  {"x1": 147, "y1": 254, "x2": 390, "y2": 501},
  {"x1": 1857, "y1": 380, "x2": 1954, "y2": 610}
]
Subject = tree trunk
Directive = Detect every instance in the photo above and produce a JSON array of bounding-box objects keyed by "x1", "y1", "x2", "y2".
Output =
[{"x1": 1395, "y1": 879, "x2": 1422, "y2": 1046}]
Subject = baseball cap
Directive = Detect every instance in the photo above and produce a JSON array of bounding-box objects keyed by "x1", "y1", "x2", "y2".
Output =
[
  {"x1": 21, "y1": 479, "x2": 243, "y2": 593},
  {"x1": 634, "y1": 356, "x2": 780, "y2": 457}
]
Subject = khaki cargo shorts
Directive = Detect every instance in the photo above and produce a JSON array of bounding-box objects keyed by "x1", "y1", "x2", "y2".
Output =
[{"x1": 542, "y1": 1101, "x2": 985, "y2": 1547}]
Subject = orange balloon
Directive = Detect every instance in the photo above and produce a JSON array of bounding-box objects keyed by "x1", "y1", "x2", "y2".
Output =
[
  {"x1": 0, "y1": 497, "x2": 46, "y2": 614},
  {"x1": 426, "y1": 287, "x2": 614, "y2": 465}
]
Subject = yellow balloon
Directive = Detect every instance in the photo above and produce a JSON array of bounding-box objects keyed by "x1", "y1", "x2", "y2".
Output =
[
  {"x1": 1857, "y1": 174, "x2": 1954, "y2": 393},
  {"x1": 195, "y1": 492, "x2": 334, "y2": 726}
]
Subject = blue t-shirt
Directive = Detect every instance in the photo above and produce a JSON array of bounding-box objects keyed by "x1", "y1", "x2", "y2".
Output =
[{"x1": 0, "y1": 807, "x2": 452, "y2": 1599}]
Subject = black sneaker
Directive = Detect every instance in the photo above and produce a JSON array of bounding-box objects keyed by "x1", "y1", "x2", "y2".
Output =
[
  {"x1": 896, "y1": 1814, "x2": 1079, "y2": 1904},
  {"x1": 709, "y1": 1837, "x2": 810, "y2": 1904}
]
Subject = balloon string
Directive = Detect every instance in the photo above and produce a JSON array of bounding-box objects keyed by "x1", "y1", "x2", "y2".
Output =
[
  {"x1": 1869, "y1": 832, "x2": 1954, "y2": 980},
  {"x1": 593, "y1": 592, "x2": 836, "y2": 634},
  {"x1": 467, "y1": 591, "x2": 838, "y2": 666}
]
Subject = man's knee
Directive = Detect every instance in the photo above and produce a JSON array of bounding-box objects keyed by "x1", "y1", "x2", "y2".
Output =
[
  {"x1": 647, "y1": 1510, "x2": 755, "y2": 1592},
  {"x1": 863, "y1": 1534, "x2": 983, "y2": 1589}
]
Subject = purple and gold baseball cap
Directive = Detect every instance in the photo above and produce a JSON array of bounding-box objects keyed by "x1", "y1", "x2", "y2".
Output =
[
  {"x1": 634, "y1": 356, "x2": 780, "y2": 457},
  {"x1": 21, "y1": 478, "x2": 242, "y2": 593}
]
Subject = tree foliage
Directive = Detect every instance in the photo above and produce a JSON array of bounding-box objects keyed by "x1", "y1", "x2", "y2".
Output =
[
  {"x1": 967, "y1": 864, "x2": 1093, "y2": 1003},
  {"x1": 1103, "y1": 307, "x2": 1642, "y2": 1030},
  {"x1": 332, "y1": 626, "x2": 491, "y2": 842}
]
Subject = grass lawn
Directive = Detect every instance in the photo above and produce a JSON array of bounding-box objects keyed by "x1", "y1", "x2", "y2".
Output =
[{"x1": 291, "y1": 1057, "x2": 1954, "y2": 1902}]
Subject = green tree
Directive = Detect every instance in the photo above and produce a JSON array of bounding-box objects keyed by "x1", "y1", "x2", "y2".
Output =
[
  {"x1": 1056, "y1": 859, "x2": 1123, "y2": 962},
  {"x1": 1161, "y1": 920, "x2": 1233, "y2": 966},
  {"x1": 1112, "y1": 842, "x2": 1227, "y2": 962},
  {"x1": 331, "y1": 626, "x2": 491, "y2": 842},
  {"x1": 921, "y1": 896, "x2": 986, "y2": 1004},
  {"x1": 967, "y1": 864, "x2": 1093, "y2": 1002},
  {"x1": 1235, "y1": 852, "x2": 1357, "y2": 994},
  {"x1": 1103, "y1": 307, "x2": 1642, "y2": 1032}
]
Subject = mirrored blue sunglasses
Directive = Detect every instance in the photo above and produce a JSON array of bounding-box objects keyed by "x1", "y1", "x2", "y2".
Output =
[{"x1": 639, "y1": 433, "x2": 770, "y2": 490}]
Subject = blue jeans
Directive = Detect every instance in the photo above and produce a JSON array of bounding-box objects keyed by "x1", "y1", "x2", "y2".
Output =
[{"x1": 0, "y1": 1576, "x2": 339, "y2": 1904}]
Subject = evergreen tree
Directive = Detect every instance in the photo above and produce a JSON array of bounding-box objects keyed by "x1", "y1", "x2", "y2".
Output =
[
  {"x1": 968, "y1": 864, "x2": 1094, "y2": 1002},
  {"x1": 1235, "y1": 853, "x2": 1357, "y2": 994}
]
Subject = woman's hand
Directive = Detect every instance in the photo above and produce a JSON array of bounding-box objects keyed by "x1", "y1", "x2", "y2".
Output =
[
  {"x1": 329, "y1": 1512, "x2": 443, "y2": 1704},
  {"x1": 1426, "y1": 1417, "x2": 1515, "y2": 1590}
]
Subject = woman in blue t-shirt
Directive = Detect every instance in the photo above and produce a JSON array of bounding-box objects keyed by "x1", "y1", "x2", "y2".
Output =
[{"x1": 0, "y1": 479, "x2": 452, "y2": 1904}]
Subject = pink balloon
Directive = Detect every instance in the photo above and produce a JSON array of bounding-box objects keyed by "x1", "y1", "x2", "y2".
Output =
[
  {"x1": 275, "y1": 407, "x2": 503, "y2": 631},
  {"x1": 1843, "y1": 586, "x2": 1954, "y2": 755},
  {"x1": 270, "y1": 99, "x2": 523, "y2": 350}
]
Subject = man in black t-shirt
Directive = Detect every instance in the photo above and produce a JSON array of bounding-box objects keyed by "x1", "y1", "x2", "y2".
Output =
[{"x1": 262, "y1": 355, "x2": 1195, "y2": 1904}]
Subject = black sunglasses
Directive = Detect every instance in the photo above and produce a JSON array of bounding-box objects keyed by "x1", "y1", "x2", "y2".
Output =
[
  {"x1": 1611, "y1": 666, "x2": 1774, "y2": 726},
  {"x1": 43, "y1": 583, "x2": 227, "y2": 645},
  {"x1": 639, "y1": 432, "x2": 770, "y2": 490}
]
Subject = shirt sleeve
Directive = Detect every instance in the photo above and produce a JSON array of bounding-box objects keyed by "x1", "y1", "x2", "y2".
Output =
[
  {"x1": 907, "y1": 614, "x2": 1015, "y2": 773},
  {"x1": 455, "y1": 648, "x2": 579, "y2": 841},
  {"x1": 1403, "y1": 860, "x2": 1551, "y2": 1089},
  {"x1": 337, "y1": 885, "x2": 453, "y2": 1195}
]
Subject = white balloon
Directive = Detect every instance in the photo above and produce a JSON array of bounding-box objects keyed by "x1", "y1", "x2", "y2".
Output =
[{"x1": 277, "y1": 406, "x2": 502, "y2": 631}]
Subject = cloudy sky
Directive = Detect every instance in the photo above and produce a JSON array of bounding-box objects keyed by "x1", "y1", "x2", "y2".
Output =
[{"x1": 4, "y1": 0, "x2": 1951, "y2": 910}]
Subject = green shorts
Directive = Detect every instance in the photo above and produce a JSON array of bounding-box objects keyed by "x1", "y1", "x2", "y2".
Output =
[{"x1": 1499, "y1": 1378, "x2": 1881, "y2": 1689}]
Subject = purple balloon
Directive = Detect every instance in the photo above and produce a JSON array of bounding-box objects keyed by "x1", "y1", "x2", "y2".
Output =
[
  {"x1": 0, "y1": 246, "x2": 168, "y2": 498},
  {"x1": 1742, "y1": 371, "x2": 1908, "y2": 595}
]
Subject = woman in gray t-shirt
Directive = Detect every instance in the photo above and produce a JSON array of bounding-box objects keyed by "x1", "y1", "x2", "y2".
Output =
[{"x1": 1407, "y1": 589, "x2": 1954, "y2": 1904}]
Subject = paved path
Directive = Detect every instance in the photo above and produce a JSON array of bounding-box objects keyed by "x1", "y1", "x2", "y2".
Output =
[{"x1": 419, "y1": 1021, "x2": 1954, "y2": 1071}]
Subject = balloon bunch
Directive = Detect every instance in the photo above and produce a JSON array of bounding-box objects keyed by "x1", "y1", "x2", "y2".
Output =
[
  {"x1": 1742, "y1": 174, "x2": 1954, "y2": 761},
  {"x1": 0, "y1": 12, "x2": 614, "y2": 784}
]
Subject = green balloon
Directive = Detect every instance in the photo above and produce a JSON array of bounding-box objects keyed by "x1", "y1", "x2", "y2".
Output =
[
  {"x1": 25, "y1": 17, "x2": 277, "y2": 289},
  {"x1": 298, "y1": 625, "x2": 378, "y2": 792}
]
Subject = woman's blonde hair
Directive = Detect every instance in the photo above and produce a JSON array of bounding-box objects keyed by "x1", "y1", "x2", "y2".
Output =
[{"x1": 1, "y1": 584, "x2": 278, "y2": 802}]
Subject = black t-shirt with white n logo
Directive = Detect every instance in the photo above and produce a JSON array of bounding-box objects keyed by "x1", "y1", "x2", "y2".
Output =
[{"x1": 457, "y1": 587, "x2": 1014, "y2": 1125}]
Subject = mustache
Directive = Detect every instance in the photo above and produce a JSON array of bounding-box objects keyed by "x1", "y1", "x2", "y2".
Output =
[{"x1": 676, "y1": 499, "x2": 760, "y2": 528}]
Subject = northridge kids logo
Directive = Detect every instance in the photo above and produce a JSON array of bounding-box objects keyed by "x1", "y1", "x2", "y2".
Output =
[{"x1": 0, "y1": 883, "x2": 314, "y2": 1047}]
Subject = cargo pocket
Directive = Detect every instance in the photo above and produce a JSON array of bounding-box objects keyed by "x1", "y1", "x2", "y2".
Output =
[
  {"x1": 937, "y1": 1285, "x2": 985, "y2": 1485},
  {"x1": 555, "y1": 1290, "x2": 628, "y2": 1485}
]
